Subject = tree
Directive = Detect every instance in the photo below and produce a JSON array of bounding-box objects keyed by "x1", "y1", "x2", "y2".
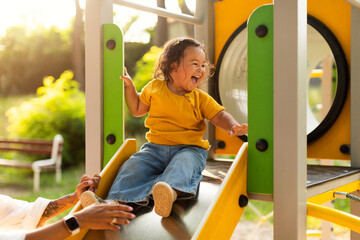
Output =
[
  {"x1": 155, "y1": 0, "x2": 168, "y2": 47},
  {"x1": 72, "y1": 0, "x2": 85, "y2": 90},
  {"x1": 0, "y1": 26, "x2": 72, "y2": 95}
]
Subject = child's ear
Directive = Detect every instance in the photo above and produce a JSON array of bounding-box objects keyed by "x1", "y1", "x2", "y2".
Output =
[{"x1": 170, "y1": 62, "x2": 178, "y2": 73}]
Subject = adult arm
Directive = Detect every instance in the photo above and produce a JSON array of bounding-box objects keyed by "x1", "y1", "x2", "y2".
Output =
[
  {"x1": 120, "y1": 68, "x2": 149, "y2": 117},
  {"x1": 37, "y1": 174, "x2": 101, "y2": 226},
  {"x1": 26, "y1": 204, "x2": 135, "y2": 240}
]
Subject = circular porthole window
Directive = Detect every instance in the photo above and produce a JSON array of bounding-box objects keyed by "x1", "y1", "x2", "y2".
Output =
[{"x1": 214, "y1": 15, "x2": 348, "y2": 143}]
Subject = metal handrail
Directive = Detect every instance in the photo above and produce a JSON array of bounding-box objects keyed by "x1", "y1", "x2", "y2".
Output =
[
  {"x1": 307, "y1": 202, "x2": 360, "y2": 233},
  {"x1": 113, "y1": 0, "x2": 203, "y2": 25}
]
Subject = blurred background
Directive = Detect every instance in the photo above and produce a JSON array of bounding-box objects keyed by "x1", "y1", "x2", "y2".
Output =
[
  {"x1": 0, "y1": 0, "x2": 196, "y2": 165},
  {"x1": 0, "y1": 0, "x2": 199, "y2": 224}
]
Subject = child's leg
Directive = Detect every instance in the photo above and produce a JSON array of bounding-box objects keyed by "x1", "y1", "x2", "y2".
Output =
[
  {"x1": 107, "y1": 143, "x2": 168, "y2": 204},
  {"x1": 162, "y1": 145, "x2": 207, "y2": 197},
  {"x1": 152, "y1": 146, "x2": 207, "y2": 217}
]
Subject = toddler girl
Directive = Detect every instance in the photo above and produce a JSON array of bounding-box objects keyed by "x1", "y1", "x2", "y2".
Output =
[{"x1": 81, "y1": 37, "x2": 247, "y2": 217}]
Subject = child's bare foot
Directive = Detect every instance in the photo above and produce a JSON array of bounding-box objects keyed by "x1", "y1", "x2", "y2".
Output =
[{"x1": 152, "y1": 182, "x2": 177, "y2": 217}]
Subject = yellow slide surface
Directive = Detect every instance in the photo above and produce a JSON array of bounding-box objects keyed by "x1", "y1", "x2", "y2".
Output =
[
  {"x1": 66, "y1": 139, "x2": 248, "y2": 239},
  {"x1": 66, "y1": 138, "x2": 137, "y2": 240}
]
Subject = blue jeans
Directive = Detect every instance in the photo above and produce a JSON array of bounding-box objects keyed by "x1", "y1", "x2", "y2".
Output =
[{"x1": 107, "y1": 143, "x2": 207, "y2": 204}]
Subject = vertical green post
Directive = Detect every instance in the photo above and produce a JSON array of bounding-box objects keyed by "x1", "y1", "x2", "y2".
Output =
[
  {"x1": 103, "y1": 24, "x2": 124, "y2": 167},
  {"x1": 247, "y1": 4, "x2": 274, "y2": 195}
]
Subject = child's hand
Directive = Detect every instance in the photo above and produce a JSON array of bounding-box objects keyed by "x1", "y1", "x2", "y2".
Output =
[
  {"x1": 75, "y1": 174, "x2": 101, "y2": 200},
  {"x1": 119, "y1": 67, "x2": 133, "y2": 86},
  {"x1": 230, "y1": 124, "x2": 248, "y2": 136}
]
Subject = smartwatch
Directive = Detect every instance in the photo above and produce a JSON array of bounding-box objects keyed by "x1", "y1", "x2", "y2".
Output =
[{"x1": 63, "y1": 215, "x2": 80, "y2": 236}]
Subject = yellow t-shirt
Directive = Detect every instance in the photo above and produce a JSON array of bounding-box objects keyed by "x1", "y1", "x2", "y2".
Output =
[{"x1": 139, "y1": 79, "x2": 225, "y2": 149}]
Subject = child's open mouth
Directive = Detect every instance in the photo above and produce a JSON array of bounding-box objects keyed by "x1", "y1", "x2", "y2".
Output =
[{"x1": 191, "y1": 75, "x2": 200, "y2": 84}]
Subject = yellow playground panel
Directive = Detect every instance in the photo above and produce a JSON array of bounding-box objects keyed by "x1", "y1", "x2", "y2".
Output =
[{"x1": 214, "y1": 0, "x2": 351, "y2": 161}]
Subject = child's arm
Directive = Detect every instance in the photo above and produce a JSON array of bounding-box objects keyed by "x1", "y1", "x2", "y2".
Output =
[
  {"x1": 120, "y1": 68, "x2": 149, "y2": 117},
  {"x1": 210, "y1": 110, "x2": 248, "y2": 136}
]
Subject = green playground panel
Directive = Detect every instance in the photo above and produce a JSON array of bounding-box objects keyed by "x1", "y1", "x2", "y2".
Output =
[
  {"x1": 103, "y1": 23, "x2": 124, "y2": 167},
  {"x1": 247, "y1": 4, "x2": 274, "y2": 195}
]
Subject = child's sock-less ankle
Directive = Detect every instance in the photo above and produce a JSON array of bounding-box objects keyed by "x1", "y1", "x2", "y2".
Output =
[{"x1": 171, "y1": 189, "x2": 177, "y2": 201}]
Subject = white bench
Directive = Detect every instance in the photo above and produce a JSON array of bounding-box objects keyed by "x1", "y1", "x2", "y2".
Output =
[{"x1": 0, "y1": 134, "x2": 63, "y2": 192}]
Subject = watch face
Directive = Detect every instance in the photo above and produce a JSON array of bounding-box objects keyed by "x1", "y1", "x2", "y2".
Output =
[{"x1": 66, "y1": 217, "x2": 80, "y2": 231}]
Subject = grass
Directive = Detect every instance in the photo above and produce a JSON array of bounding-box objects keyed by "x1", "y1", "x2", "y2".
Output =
[{"x1": 0, "y1": 164, "x2": 85, "y2": 223}]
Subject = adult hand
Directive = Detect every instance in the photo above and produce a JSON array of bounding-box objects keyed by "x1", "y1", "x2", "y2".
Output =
[
  {"x1": 74, "y1": 204, "x2": 136, "y2": 230},
  {"x1": 75, "y1": 174, "x2": 101, "y2": 200}
]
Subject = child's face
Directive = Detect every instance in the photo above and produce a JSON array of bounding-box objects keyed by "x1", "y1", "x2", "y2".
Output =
[{"x1": 169, "y1": 46, "x2": 206, "y2": 95}]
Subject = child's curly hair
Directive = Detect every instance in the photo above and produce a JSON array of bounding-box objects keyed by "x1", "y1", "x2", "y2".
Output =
[{"x1": 153, "y1": 37, "x2": 213, "y2": 82}]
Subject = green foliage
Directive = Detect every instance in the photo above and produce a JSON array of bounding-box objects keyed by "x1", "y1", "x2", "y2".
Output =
[
  {"x1": 334, "y1": 198, "x2": 350, "y2": 213},
  {"x1": 0, "y1": 95, "x2": 33, "y2": 136},
  {"x1": 133, "y1": 46, "x2": 162, "y2": 91},
  {"x1": 124, "y1": 42, "x2": 151, "y2": 77},
  {"x1": 242, "y1": 200, "x2": 273, "y2": 222},
  {"x1": 5, "y1": 71, "x2": 85, "y2": 167},
  {"x1": 0, "y1": 25, "x2": 72, "y2": 95}
]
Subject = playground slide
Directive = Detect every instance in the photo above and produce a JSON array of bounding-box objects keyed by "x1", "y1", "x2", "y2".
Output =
[
  {"x1": 66, "y1": 140, "x2": 248, "y2": 240},
  {"x1": 66, "y1": 139, "x2": 137, "y2": 240}
]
